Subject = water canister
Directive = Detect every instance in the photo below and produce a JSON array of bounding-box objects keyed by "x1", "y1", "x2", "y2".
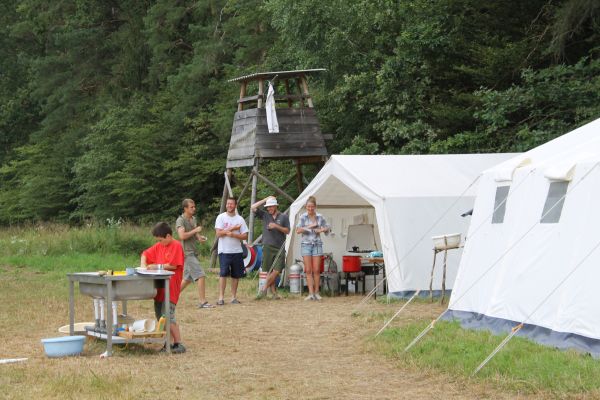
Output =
[
  {"x1": 289, "y1": 262, "x2": 303, "y2": 294},
  {"x1": 258, "y1": 268, "x2": 268, "y2": 293}
]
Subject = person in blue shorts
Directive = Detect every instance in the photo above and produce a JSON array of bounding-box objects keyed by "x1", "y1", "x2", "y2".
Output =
[
  {"x1": 296, "y1": 196, "x2": 330, "y2": 301},
  {"x1": 215, "y1": 197, "x2": 248, "y2": 305}
]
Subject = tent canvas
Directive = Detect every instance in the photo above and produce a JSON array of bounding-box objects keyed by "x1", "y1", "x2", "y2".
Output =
[
  {"x1": 447, "y1": 117, "x2": 600, "y2": 356},
  {"x1": 285, "y1": 154, "x2": 516, "y2": 295}
]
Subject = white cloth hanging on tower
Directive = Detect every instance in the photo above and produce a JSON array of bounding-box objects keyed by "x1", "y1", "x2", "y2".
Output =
[{"x1": 265, "y1": 82, "x2": 279, "y2": 133}]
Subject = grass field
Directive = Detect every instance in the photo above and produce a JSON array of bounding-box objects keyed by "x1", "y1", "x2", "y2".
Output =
[
  {"x1": 1, "y1": 224, "x2": 599, "y2": 399},
  {"x1": 373, "y1": 319, "x2": 600, "y2": 396}
]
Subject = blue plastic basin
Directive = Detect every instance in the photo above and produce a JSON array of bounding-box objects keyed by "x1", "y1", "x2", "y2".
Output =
[{"x1": 41, "y1": 335, "x2": 85, "y2": 357}]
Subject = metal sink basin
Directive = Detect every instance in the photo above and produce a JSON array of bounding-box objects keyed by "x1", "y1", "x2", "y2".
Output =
[{"x1": 79, "y1": 280, "x2": 157, "y2": 300}]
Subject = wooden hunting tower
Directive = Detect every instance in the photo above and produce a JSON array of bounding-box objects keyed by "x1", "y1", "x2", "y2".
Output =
[
  {"x1": 211, "y1": 69, "x2": 329, "y2": 265},
  {"x1": 226, "y1": 69, "x2": 329, "y2": 168}
]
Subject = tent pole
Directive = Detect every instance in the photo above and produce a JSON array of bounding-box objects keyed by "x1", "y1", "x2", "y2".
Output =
[{"x1": 375, "y1": 290, "x2": 420, "y2": 337}]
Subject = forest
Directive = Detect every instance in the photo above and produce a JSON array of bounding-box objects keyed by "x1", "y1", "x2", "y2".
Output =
[{"x1": 0, "y1": 0, "x2": 598, "y2": 224}]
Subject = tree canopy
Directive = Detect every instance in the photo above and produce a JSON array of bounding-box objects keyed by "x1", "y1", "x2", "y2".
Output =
[{"x1": 0, "y1": 0, "x2": 598, "y2": 223}]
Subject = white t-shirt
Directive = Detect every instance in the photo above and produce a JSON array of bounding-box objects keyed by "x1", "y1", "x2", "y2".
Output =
[{"x1": 215, "y1": 212, "x2": 249, "y2": 254}]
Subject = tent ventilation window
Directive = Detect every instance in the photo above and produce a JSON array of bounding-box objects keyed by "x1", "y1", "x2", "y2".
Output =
[
  {"x1": 492, "y1": 185, "x2": 510, "y2": 224},
  {"x1": 540, "y1": 181, "x2": 568, "y2": 224}
]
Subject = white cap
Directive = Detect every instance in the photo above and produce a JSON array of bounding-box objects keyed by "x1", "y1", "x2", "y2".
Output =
[{"x1": 265, "y1": 198, "x2": 278, "y2": 207}]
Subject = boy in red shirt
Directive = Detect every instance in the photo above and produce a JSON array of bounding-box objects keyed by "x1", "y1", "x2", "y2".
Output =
[{"x1": 140, "y1": 222, "x2": 186, "y2": 354}]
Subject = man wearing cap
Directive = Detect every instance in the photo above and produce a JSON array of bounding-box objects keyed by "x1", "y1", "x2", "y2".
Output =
[{"x1": 251, "y1": 196, "x2": 290, "y2": 299}]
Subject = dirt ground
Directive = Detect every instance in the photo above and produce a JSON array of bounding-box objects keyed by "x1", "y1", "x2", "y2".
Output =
[{"x1": 1, "y1": 273, "x2": 533, "y2": 400}]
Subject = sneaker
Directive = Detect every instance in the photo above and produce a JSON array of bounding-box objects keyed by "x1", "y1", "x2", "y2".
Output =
[
  {"x1": 216, "y1": 299, "x2": 225, "y2": 306},
  {"x1": 314, "y1": 293, "x2": 322, "y2": 301},
  {"x1": 304, "y1": 294, "x2": 315, "y2": 301},
  {"x1": 198, "y1": 302, "x2": 215, "y2": 309},
  {"x1": 231, "y1": 298, "x2": 241, "y2": 304},
  {"x1": 171, "y1": 343, "x2": 186, "y2": 354}
]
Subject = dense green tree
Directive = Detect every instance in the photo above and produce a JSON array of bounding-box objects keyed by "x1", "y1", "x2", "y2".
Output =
[{"x1": 0, "y1": 0, "x2": 598, "y2": 223}]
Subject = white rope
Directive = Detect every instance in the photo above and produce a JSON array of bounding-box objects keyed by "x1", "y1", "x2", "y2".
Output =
[
  {"x1": 357, "y1": 169, "x2": 535, "y2": 316},
  {"x1": 405, "y1": 162, "x2": 599, "y2": 353},
  {"x1": 471, "y1": 323, "x2": 523, "y2": 376},
  {"x1": 404, "y1": 310, "x2": 448, "y2": 352},
  {"x1": 472, "y1": 195, "x2": 600, "y2": 374},
  {"x1": 354, "y1": 175, "x2": 482, "y2": 311},
  {"x1": 375, "y1": 290, "x2": 420, "y2": 337}
]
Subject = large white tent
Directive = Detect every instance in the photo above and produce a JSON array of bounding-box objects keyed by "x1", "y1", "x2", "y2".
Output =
[
  {"x1": 285, "y1": 154, "x2": 515, "y2": 296},
  {"x1": 447, "y1": 117, "x2": 600, "y2": 356}
]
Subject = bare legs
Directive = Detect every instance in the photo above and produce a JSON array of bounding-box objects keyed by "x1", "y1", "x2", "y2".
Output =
[
  {"x1": 181, "y1": 276, "x2": 208, "y2": 304},
  {"x1": 303, "y1": 255, "x2": 322, "y2": 296},
  {"x1": 264, "y1": 270, "x2": 280, "y2": 294},
  {"x1": 219, "y1": 276, "x2": 239, "y2": 302},
  {"x1": 303, "y1": 255, "x2": 315, "y2": 295}
]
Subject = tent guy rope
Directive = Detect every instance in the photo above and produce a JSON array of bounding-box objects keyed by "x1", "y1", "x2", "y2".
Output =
[
  {"x1": 404, "y1": 162, "x2": 599, "y2": 355},
  {"x1": 353, "y1": 175, "x2": 482, "y2": 313}
]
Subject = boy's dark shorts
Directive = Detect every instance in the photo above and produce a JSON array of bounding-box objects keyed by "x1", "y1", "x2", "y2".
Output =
[
  {"x1": 154, "y1": 301, "x2": 176, "y2": 324},
  {"x1": 219, "y1": 252, "x2": 245, "y2": 278}
]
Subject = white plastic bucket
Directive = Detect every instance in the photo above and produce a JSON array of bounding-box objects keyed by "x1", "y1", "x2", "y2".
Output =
[{"x1": 258, "y1": 269, "x2": 268, "y2": 293}]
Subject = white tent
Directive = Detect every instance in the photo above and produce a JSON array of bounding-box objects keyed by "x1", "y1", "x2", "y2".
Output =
[
  {"x1": 447, "y1": 117, "x2": 600, "y2": 356},
  {"x1": 285, "y1": 154, "x2": 515, "y2": 295}
]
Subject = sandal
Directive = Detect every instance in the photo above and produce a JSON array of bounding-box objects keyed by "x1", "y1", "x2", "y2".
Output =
[
  {"x1": 216, "y1": 299, "x2": 225, "y2": 306},
  {"x1": 198, "y1": 302, "x2": 215, "y2": 309},
  {"x1": 231, "y1": 298, "x2": 241, "y2": 304}
]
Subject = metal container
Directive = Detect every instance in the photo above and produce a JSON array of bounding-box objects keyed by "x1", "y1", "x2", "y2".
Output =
[
  {"x1": 79, "y1": 280, "x2": 157, "y2": 300},
  {"x1": 342, "y1": 255, "x2": 362, "y2": 272},
  {"x1": 289, "y1": 263, "x2": 303, "y2": 294},
  {"x1": 432, "y1": 233, "x2": 461, "y2": 250}
]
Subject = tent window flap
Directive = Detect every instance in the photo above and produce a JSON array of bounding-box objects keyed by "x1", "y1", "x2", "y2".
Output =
[
  {"x1": 541, "y1": 181, "x2": 568, "y2": 223},
  {"x1": 492, "y1": 185, "x2": 510, "y2": 224}
]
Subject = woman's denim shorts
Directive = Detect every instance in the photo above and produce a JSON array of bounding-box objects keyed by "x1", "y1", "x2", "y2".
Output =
[{"x1": 301, "y1": 242, "x2": 323, "y2": 257}]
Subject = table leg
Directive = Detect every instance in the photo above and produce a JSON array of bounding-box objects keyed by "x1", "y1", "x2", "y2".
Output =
[
  {"x1": 429, "y1": 250, "x2": 437, "y2": 302},
  {"x1": 106, "y1": 281, "x2": 113, "y2": 357},
  {"x1": 69, "y1": 279, "x2": 75, "y2": 336},
  {"x1": 361, "y1": 273, "x2": 365, "y2": 295},
  {"x1": 122, "y1": 300, "x2": 127, "y2": 317},
  {"x1": 165, "y1": 277, "x2": 171, "y2": 354},
  {"x1": 373, "y1": 270, "x2": 377, "y2": 300},
  {"x1": 441, "y1": 249, "x2": 448, "y2": 304},
  {"x1": 345, "y1": 273, "x2": 349, "y2": 296}
]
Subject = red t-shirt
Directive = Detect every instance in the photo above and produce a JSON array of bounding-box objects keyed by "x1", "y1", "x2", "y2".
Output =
[{"x1": 142, "y1": 240, "x2": 184, "y2": 304}]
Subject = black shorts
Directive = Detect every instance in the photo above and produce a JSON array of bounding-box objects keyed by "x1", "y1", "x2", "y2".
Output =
[{"x1": 219, "y1": 253, "x2": 245, "y2": 278}]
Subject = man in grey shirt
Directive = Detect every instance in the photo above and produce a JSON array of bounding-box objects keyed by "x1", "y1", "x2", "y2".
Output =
[
  {"x1": 177, "y1": 198, "x2": 214, "y2": 308},
  {"x1": 251, "y1": 196, "x2": 290, "y2": 299}
]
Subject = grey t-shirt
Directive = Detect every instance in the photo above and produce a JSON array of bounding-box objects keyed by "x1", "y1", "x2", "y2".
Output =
[
  {"x1": 255, "y1": 208, "x2": 290, "y2": 248},
  {"x1": 176, "y1": 214, "x2": 198, "y2": 255}
]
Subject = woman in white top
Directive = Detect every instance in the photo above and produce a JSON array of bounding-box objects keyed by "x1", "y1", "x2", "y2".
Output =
[{"x1": 296, "y1": 196, "x2": 330, "y2": 300}]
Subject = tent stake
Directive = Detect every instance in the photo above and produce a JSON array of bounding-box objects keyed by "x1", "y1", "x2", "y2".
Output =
[
  {"x1": 471, "y1": 323, "x2": 523, "y2": 376},
  {"x1": 404, "y1": 310, "x2": 448, "y2": 352},
  {"x1": 375, "y1": 290, "x2": 420, "y2": 337}
]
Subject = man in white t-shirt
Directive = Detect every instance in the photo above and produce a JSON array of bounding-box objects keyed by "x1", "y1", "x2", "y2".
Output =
[{"x1": 215, "y1": 197, "x2": 249, "y2": 305}]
